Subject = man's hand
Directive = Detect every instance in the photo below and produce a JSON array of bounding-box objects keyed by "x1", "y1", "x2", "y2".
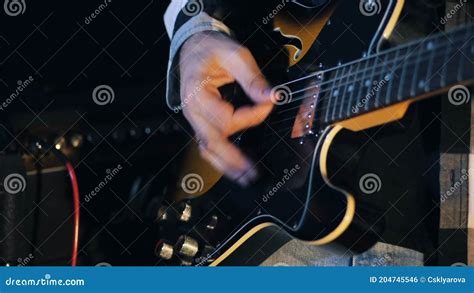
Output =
[{"x1": 179, "y1": 31, "x2": 274, "y2": 186}]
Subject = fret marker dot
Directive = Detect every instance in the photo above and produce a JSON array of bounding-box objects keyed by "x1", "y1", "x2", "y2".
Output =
[
  {"x1": 348, "y1": 85, "x2": 354, "y2": 92},
  {"x1": 426, "y1": 41, "x2": 434, "y2": 50},
  {"x1": 365, "y1": 80, "x2": 371, "y2": 87},
  {"x1": 333, "y1": 89, "x2": 339, "y2": 97},
  {"x1": 418, "y1": 80, "x2": 425, "y2": 89}
]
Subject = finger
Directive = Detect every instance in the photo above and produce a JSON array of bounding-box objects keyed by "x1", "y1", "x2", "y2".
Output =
[
  {"x1": 220, "y1": 47, "x2": 274, "y2": 104},
  {"x1": 200, "y1": 143, "x2": 257, "y2": 186},
  {"x1": 190, "y1": 114, "x2": 256, "y2": 182},
  {"x1": 191, "y1": 88, "x2": 234, "y2": 131},
  {"x1": 226, "y1": 102, "x2": 273, "y2": 135}
]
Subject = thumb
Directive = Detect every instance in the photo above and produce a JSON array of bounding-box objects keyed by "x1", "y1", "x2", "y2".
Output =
[{"x1": 221, "y1": 47, "x2": 274, "y2": 104}]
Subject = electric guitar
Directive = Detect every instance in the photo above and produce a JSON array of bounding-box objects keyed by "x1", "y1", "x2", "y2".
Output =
[{"x1": 156, "y1": 0, "x2": 473, "y2": 266}]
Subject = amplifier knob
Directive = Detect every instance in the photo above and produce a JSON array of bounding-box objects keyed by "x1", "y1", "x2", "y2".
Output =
[
  {"x1": 155, "y1": 241, "x2": 174, "y2": 260},
  {"x1": 177, "y1": 202, "x2": 192, "y2": 222},
  {"x1": 175, "y1": 235, "x2": 199, "y2": 258},
  {"x1": 156, "y1": 206, "x2": 169, "y2": 222}
]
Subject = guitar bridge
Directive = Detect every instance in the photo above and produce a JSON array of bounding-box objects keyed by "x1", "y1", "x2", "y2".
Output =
[{"x1": 291, "y1": 72, "x2": 323, "y2": 138}]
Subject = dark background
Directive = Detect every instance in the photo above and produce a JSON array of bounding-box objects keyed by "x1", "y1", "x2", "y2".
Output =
[{"x1": 0, "y1": 0, "x2": 194, "y2": 266}]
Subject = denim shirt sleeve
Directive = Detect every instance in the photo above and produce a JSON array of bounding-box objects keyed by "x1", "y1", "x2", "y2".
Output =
[{"x1": 165, "y1": 12, "x2": 232, "y2": 111}]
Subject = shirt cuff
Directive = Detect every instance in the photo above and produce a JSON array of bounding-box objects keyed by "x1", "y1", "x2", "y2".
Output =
[{"x1": 166, "y1": 12, "x2": 232, "y2": 111}]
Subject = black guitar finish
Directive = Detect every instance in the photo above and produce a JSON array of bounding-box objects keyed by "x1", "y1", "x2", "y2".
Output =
[
  {"x1": 154, "y1": 0, "x2": 397, "y2": 266},
  {"x1": 154, "y1": 0, "x2": 467, "y2": 266}
]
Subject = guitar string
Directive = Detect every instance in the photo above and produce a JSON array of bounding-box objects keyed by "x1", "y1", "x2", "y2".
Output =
[
  {"x1": 255, "y1": 26, "x2": 471, "y2": 138},
  {"x1": 266, "y1": 50, "x2": 470, "y2": 136},
  {"x1": 258, "y1": 27, "x2": 472, "y2": 137},
  {"x1": 272, "y1": 48, "x2": 454, "y2": 118},
  {"x1": 274, "y1": 25, "x2": 471, "y2": 92},
  {"x1": 270, "y1": 44, "x2": 468, "y2": 124},
  {"x1": 275, "y1": 33, "x2": 468, "y2": 108}
]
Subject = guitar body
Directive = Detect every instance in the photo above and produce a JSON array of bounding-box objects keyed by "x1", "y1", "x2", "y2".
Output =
[{"x1": 158, "y1": 0, "x2": 424, "y2": 266}]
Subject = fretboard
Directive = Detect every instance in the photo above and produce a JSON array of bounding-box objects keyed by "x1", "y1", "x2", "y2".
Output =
[{"x1": 319, "y1": 24, "x2": 473, "y2": 125}]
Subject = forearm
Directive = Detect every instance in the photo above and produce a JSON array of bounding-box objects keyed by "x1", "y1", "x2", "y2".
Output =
[
  {"x1": 164, "y1": 0, "x2": 235, "y2": 110},
  {"x1": 163, "y1": 0, "x2": 330, "y2": 110}
]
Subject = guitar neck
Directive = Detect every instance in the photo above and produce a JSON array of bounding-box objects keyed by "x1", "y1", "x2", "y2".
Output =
[{"x1": 318, "y1": 24, "x2": 473, "y2": 125}]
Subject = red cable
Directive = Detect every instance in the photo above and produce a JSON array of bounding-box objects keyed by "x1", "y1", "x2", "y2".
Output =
[{"x1": 65, "y1": 162, "x2": 80, "y2": 266}]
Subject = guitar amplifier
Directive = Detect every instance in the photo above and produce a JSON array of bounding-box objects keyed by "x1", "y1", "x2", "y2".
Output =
[{"x1": 0, "y1": 152, "x2": 34, "y2": 266}]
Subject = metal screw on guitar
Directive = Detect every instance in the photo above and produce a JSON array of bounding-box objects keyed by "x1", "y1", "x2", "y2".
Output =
[
  {"x1": 176, "y1": 235, "x2": 199, "y2": 258},
  {"x1": 155, "y1": 241, "x2": 174, "y2": 260}
]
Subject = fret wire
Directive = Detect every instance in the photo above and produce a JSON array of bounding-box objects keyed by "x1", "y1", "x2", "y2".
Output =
[
  {"x1": 292, "y1": 25, "x2": 472, "y2": 91},
  {"x1": 325, "y1": 67, "x2": 340, "y2": 122},
  {"x1": 318, "y1": 51, "x2": 463, "y2": 113},
  {"x1": 441, "y1": 35, "x2": 453, "y2": 87},
  {"x1": 275, "y1": 48, "x2": 466, "y2": 121},
  {"x1": 272, "y1": 55, "x2": 455, "y2": 134},
  {"x1": 286, "y1": 31, "x2": 470, "y2": 98},
  {"x1": 339, "y1": 61, "x2": 355, "y2": 119},
  {"x1": 346, "y1": 59, "x2": 362, "y2": 116},
  {"x1": 424, "y1": 37, "x2": 437, "y2": 92},
  {"x1": 272, "y1": 54, "x2": 472, "y2": 131},
  {"x1": 364, "y1": 56, "x2": 378, "y2": 111},
  {"x1": 375, "y1": 51, "x2": 391, "y2": 107},
  {"x1": 332, "y1": 65, "x2": 347, "y2": 121},
  {"x1": 332, "y1": 45, "x2": 413, "y2": 118},
  {"x1": 385, "y1": 48, "x2": 399, "y2": 105},
  {"x1": 396, "y1": 43, "x2": 413, "y2": 101},
  {"x1": 268, "y1": 27, "x2": 473, "y2": 134},
  {"x1": 273, "y1": 48, "x2": 469, "y2": 124},
  {"x1": 273, "y1": 31, "x2": 472, "y2": 117},
  {"x1": 410, "y1": 44, "x2": 424, "y2": 97},
  {"x1": 354, "y1": 57, "x2": 370, "y2": 114}
]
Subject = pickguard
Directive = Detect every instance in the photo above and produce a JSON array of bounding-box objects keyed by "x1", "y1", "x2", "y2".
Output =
[{"x1": 274, "y1": 1, "x2": 338, "y2": 66}]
